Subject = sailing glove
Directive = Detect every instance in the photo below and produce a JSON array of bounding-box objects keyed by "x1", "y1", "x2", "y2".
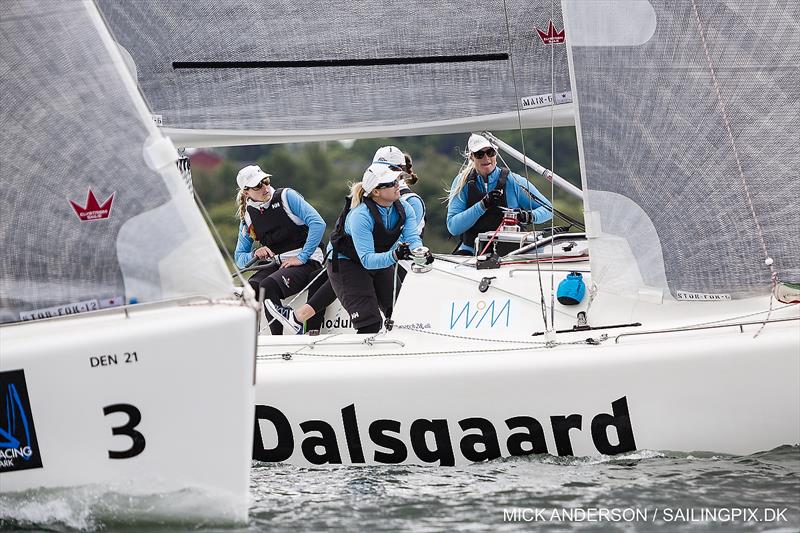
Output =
[
  {"x1": 424, "y1": 250, "x2": 434, "y2": 265},
  {"x1": 481, "y1": 189, "x2": 504, "y2": 209},
  {"x1": 392, "y1": 242, "x2": 412, "y2": 261},
  {"x1": 514, "y1": 209, "x2": 533, "y2": 224}
]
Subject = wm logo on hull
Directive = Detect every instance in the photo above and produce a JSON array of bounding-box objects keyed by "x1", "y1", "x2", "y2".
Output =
[{"x1": 449, "y1": 299, "x2": 511, "y2": 330}]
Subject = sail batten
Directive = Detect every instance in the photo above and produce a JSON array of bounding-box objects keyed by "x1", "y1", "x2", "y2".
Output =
[{"x1": 172, "y1": 54, "x2": 511, "y2": 69}]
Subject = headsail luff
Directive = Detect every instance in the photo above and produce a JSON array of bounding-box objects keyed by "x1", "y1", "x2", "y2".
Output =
[
  {"x1": 95, "y1": 0, "x2": 573, "y2": 147},
  {"x1": 563, "y1": 0, "x2": 799, "y2": 299},
  {"x1": 0, "y1": 0, "x2": 235, "y2": 324}
]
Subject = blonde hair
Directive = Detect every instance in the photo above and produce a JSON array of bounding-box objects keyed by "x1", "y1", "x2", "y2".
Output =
[
  {"x1": 445, "y1": 150, "x2": 476, "y2": 202},
  {"x1": 349, "y1": 181, "x2": 367, "y2": 209},
  {"x1": 235, "y1": 188, "x2": 248, "y2": 220}
]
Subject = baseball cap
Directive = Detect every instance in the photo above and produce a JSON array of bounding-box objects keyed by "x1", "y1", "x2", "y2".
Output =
[
  {"x1": 467, "y1": 133, "x2": 496, "y2": 153},
  {"x1": 362, "y1": 163, "x2": 402, "y2": 195},
  {"x1": 372, "y1": 146, "x2": 405, "y2": 167},
  {"x1": 236, "y1": 165, "x2": 271, "y2": 189}
]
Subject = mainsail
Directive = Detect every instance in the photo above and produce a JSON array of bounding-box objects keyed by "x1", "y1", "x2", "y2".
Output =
[
  {"x1": 563, "y1": 0, "x2": 799, "y2": 299},
  {"x1": 0, "y1": 0, "x2": 235, "y2": 324},
  {"x1": 95, "y1": 0, "x2": 573, "y2": 146}
]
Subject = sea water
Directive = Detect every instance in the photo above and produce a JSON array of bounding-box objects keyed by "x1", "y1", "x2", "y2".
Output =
[{"x1": 2, "y1": 446, "x2": 798, "y2": 532}]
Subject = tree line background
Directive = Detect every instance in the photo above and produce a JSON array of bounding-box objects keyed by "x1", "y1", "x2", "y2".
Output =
[{"x1": 191, "y1": 127, "x2": 584, "y2": 267}]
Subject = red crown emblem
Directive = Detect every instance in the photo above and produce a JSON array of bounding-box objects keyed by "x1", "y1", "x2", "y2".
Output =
[
  {"x1": 536, "y1": 20, "x2": 565, "y2": 44},
  {"x1": 69, "y1": 188, "x2": 114, "y2": 221}
]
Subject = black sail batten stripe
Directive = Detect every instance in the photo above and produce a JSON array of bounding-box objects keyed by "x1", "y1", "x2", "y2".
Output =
[{"x1": 172, "y1": 54, "x2": 509, "y2": 69}]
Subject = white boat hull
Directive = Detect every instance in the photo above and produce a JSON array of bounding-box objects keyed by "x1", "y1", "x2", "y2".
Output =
[
  {"x1": 0, "y1": 303, "x2": 256, "y2": 521},
  {"x1": 254, "y1": 260, "x2": 800, "y2": 466}
]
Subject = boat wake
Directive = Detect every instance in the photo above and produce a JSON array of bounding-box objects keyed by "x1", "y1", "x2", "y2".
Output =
[
  {"x1": 0, "y1": 485, "x2": 247, "y2": 531},
  {"x1": 3, "y1": 446, "x2": 796, "y2": 531}
]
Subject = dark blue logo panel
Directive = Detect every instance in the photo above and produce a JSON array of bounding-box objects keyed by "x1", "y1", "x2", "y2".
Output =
[{"x1": 0, "y1": 369, "x2": 43, "y2": 472}]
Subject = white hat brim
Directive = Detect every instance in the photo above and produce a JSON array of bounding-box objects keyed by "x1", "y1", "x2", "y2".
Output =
[{"x1": 241, "y1": 171, "x2": 271, "y2": 189}]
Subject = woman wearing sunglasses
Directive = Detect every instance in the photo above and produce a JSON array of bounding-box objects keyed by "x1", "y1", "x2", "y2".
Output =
[
  {"x1": 267, "y1": 145, "x2": 428, "y2": 335},
  {"x1": 373, "y1": 145, "x2": 426, "y2": 238},
  {"x1": 446, "y1": 133, "x2": 553, "y2": 255},
  {"x1": 233, "y1": 164, "x2": 326, "y2": 335},
  {"x1": 326, "y1": 162, "x2": 430, "y2": 334}
]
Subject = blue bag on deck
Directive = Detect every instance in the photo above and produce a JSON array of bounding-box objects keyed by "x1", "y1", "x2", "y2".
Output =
[{"x1": 557, "y1": 272, "x2": 586, "y2": 305}]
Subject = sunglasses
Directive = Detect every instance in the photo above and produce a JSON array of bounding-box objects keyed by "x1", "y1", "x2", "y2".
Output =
[
  {"x1": 244, "y1": 178, "x2": 270, "y2": 191},
  {"x1": 472, "y1": 148, "x2": 497, "y2": 159},
  {"x1": 388, "y1": 164, "x2": 404, "y2": 172},
  {"x1": 374, "y1": 179, "x2": 401, "y2": 190}
]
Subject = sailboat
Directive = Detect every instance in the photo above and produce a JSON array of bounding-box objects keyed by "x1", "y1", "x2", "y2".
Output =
[
  {"x1": 0, "y1": 0, "x2": 256, "y2": 519},
  {"x1": 85, "y1": 0, "x2": 799, "y2": 466}
]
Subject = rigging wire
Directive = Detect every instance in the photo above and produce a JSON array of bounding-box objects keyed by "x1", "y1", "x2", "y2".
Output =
[
  {"x1": 257, "y1": 301, "x2": 798, "y2": 360},
  {"x1": 489, "y1": 140, "x2": 585, "y2": 230},
  {"x1": 192, "y1": 182, "x2": 256, "y2": 304},
  {"x1": 500, "y1": 0, "x2": 550, "y2": 333},
  {"x1": 548, "y1": 0, "x2": 557, "y2": 335},
  {"x1": 690, "y1": 0, "x2": 778, "y2": 337}
]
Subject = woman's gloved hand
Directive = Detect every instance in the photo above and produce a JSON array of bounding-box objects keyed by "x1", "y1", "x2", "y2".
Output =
[
  {"x1": 392, "y1": 242, "x2": 412, "y2": 261},
  {"x1": 481, "y1": 189, "x2": 504, "y2": 209},
  {"x1": 514, "y1": 209, "x2": 533, "y2": 224}
]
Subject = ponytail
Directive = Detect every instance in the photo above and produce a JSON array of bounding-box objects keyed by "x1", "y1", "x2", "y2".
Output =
[
  {"x1": 349, "y1": 182, "x2": 366, "y2": 209},
  {"x1": 402, "y1": 172, "x2": 418, "y2": 186},
  {"x1": 403, "y1": 153, "x2": 419, "y2": 186},
  {"x1": 235, "y1": 188, "x2": 248, "y2": 220}
]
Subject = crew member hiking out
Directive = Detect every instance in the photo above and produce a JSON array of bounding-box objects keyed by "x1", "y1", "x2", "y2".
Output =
[{"x1": 327, "y1": 163, "x2": 432, "y2": 334}]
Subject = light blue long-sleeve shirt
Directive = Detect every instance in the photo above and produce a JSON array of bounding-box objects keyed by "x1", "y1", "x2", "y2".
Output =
[
  {"x1": 446, "y1": 167, "x2": 553, "y2": 252},
  {"x1": 328, "y1": 199, "x2": 422, "y2": 270},
  {"x1": 400, "y1": 190, "x2": 425, "y2": 236},
  {"x1": 234, "y1": 188, "x2": 325, "y2": 268}
]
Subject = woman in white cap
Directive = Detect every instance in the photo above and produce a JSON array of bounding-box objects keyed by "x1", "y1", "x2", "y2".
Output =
[
  {"x1": 373, "y1": 146, "x2": 425, "y2": 237},
  {"x1": 446, "y1": 133, "x2": 553, "y2": 255},
  {"x1": 233, "y1": 164, "x2": 326, "y2": 335},
  {"x1": 326, "y1": 163, "x2": 431, "y2": 334},
  {"x1": 269, "y1": 147, "x2": 428, "y2": 335}
]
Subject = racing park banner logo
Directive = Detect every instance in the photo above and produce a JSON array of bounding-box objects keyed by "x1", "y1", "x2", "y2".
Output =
[{"x1": 0, "y1": 369, "x2": 43, "y2": 472}]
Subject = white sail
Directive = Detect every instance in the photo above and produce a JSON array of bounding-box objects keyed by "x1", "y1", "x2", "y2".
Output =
[
  {"x1": 562, "y1": 0, "x2": 799, "y2": 299},
  {"x1": 0, "y1": 0, "x2": 236, "y2": 323},
  {"x1": 95, "y1": 0, "x2": 573, "y2": 146}
]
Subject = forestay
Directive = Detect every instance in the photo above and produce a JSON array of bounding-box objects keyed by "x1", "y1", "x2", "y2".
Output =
[
  {"x1": 95, "y1": 0, "x2": 573, "y2": 146},
  {"x1": 0, "y1": 0, "x2": 234, "y2": 324},
  {"x1": 563, "y1": 0, "x2": 799, "y2": 299}
]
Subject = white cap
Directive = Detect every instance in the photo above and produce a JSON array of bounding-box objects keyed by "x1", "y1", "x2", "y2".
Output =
[
  {"x1": 372, "y1": 145, "x2": 405, "y2": 167},
  {"x1": 362, "y1": 163, "x2": 402, "y2": 195},
  {"x1": 467, "y1": 133, "x2": 495, "y2": 153},
  {"x1": 236, "y1": 164, "x2": 271, "y2": 189}
]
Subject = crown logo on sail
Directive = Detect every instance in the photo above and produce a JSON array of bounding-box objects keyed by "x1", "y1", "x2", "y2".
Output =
[
  {"x1": 536, "y1": 20, "x2": 565, "y2": 44},
  {"x1": 69, "y1": 188, "x2": 114, "y2": 221}
]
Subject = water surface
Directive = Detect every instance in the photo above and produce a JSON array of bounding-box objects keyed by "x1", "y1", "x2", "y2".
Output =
[{"x1": 2, "y1": 446, "x2": 798, "y2": 532}]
